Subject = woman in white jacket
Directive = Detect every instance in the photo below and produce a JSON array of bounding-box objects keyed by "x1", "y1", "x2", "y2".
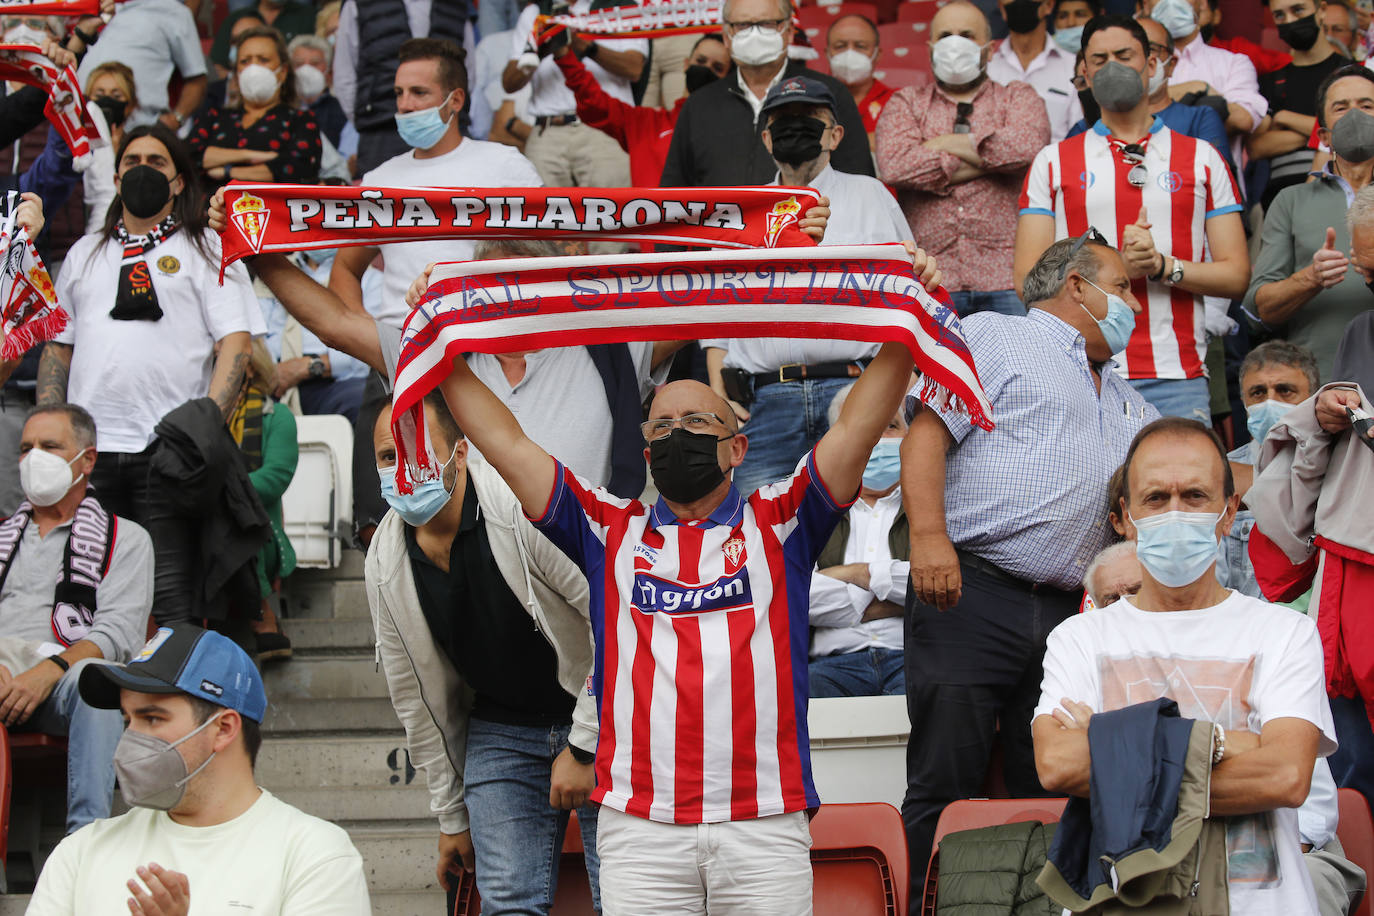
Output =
[{"x1": 366, "y1": 393, "x2": 602, "y2": 914}]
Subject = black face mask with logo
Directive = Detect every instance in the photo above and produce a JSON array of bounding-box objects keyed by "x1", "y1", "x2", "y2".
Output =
[{"x1": 649, "y1": 428, "x2": 728, "y2": 503}]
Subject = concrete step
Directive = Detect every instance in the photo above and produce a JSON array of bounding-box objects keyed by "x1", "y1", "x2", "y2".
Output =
[
  {"x1": 261, "y1": 651, "x2": 389, "y2": 701},
  {"x1": 371, "y1": 890, "x2": 449, "y2": 916},
  {"x1": 276, "y1": 785, "x2": 432, "y2": 822},
  {"x1": 256, "y1": 735, "x2": 414, "y2": 790},
  {"x1": 282, "y1": 617, "x2": 376, "y2": 652},
  {"x1": 263, "y1": 697, "x2": 402, "y2": 736},
  {"x1": 286, "y1": 578, "x2": 371, "y2": 620},
  {"x1": 0, "y1": 896, "x2": 26, "y2": 914},
  {"x1": 346, "y1": 821, "x2": 445, "y2": 894},
  {"x1": 292, "y1": 548, "x2": 366, "y2": 582}
]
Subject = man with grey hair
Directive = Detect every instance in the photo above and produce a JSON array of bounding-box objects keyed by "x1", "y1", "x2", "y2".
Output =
[
  {"x1": 0, "y1": 403, "x2": 153, "y2": 833},
  {"x1": 660, "y1": 0, "x2": 873, "y2": 186},
  {"x1": 900, "y1": 232, "x2": 1158, "y2": 884},
  {"x1": 288, "y1": 33, "x2": 350, "y2": 152},
  {"x1": 1082, "y1": 540, "x2": 1139, "y2": 608},
  {"x1": 1322, "y1": 0, "x2": 1362, "y2": 58}
]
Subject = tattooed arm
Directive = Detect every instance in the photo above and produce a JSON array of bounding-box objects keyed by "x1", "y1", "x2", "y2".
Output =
[
  {"x1": 208, "y1": 332, "x2": 251, "y2": 421},
  {"x1": 36, "y1": 343, "x2": 72, "y2": 407}
]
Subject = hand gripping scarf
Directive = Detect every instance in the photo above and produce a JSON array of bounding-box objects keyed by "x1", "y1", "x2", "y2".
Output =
[
  {"x1": 0, "y1": 43, "x2": 100, "y2": 169},
  {"x1": 217, "y1": 183, "x2": 822, "y2": 277},
  {"x1": 0, "y1": 192, "x2": 68, "y2": 360},
  {"x1": 389, "y1": 244, "x2": 994, "y2": 492}
]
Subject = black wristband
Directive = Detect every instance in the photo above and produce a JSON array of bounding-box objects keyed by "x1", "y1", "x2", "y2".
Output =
[
  {"x1": 47, "y1": 655, "x2": 69, "y2": 673},
  {"x1": 1147, "y1": 252, "x2": 1166, "y2": 282},
  {"x1": 585, "y1": 41, "x2": 600, "y2": 61},
  {"x1": 568, "y1": 744, "x2": 595, "y2": 765},
  {"x1": 74, "y1": 26, "x2": 98, "y2": 46},
  {"x1": 504, "y1": 116, "x2": 519, "y2": 134}
]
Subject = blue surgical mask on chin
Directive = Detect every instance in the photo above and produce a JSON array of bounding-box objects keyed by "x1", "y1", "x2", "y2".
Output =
[
  {"x1": 378, "y1": 442, "x2": 460, "y2": 526},
  {"x1": 1245, "y1": 398, "x2": 1292, "y2": 447},
  {"x1": 1079, "y1": 276, "x2": 1137, "y2": 355},
  {"x1": 1130, "y1": 510, "x2": 1222, "y2": 588},
  {"x1": 394, "y1": 93, "x2": 454, "y2": 151},
  {"x1": 1053, "y1": 24, "x2": 1083, "y2": 53},
  {"x1": 862, "y1": 438, "x2": 902, "y2": 491}
]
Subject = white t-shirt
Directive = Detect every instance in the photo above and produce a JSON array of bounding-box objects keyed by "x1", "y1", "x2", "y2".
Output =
[
  {"x1": 509, "y1": 0, "x2": 649, "y2": 118},
  {"x1": 54, "y1": 230, "x2": 266, "y2": 454},
  {"x1": 27, "y1": 789, "x2": 371, "y2": 916},
  {"x1": 361, "y1": 139, "x2": 544, "y2": 327},
  {"x1": 1035, "y1": 591, "x2": 1337, "y2": 916}
]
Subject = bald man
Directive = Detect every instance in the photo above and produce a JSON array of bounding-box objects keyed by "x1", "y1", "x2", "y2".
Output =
[{"x1": 424, "y1": 278, "x2": 923, "y2": 911}]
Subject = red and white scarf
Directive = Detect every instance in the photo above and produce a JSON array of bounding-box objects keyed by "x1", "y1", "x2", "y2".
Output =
[
  {"x1": 0, "y1": 192, "x2": 67, "y2": 361},
  {"x1": 0, "y1": 0, "x2": 99, "y2": 12},
  {"x1": 390, "y1": 244, "x2": 993, "y2": 491},
  {"x1": 218, "y1": 183, "x2": 822, "y2": 277},
  {"x1": 536, "y1": 0, "x2": 725, "y2": 39},
  {"x1": 0, "y1": 43, "x2": 100, "y2": 168}
]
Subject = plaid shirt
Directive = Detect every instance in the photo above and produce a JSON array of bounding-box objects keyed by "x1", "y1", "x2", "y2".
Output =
[
  {"x1": 906, "y1": 309, "x2": 1158, "y2": 589},
  {"x1": 875, "y1": 77, "x2": 1050, "y2": 293}
]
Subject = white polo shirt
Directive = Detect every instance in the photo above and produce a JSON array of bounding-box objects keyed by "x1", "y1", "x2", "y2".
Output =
[
  {"x1": 987, "y1": 35, "x2": 1083, "y2": 143},
  {"x1": 509, "y1": 0, "x2": 649, "y2": 118},
  {"x1": 54, "y1": 229, "x2": 265, "y2": 453}
]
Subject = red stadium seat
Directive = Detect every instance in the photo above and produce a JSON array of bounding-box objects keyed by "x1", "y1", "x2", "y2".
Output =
[
  {"x1": 817, "y1": 2, "x2": 880, "y2": 22},
  {"x1": 1338, "y1": 788, "x2": 1374, "y2": 916},
  {"x1": 878, "y1": 22, "x2": 931, "y2": 70},
  {"x1": 0, "y1": 730, "x2": 67, "y2": 878},
  {"x1": 895, "y1": 0, "x2": 943, "y2": 24},
  {"x1": 921, "y1": 797, "x2": 1068, "y2": 915},
  {"x1": 872, "y1": 66, "x2": 929, "y2": 89},
  {"x1": 811, "y1": 802, "x2": 909, "y2": 915}
]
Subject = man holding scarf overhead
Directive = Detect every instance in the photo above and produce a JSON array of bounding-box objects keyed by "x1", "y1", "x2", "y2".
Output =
[
  {"x1": 37, "y1": 125, "x2": 263, "y2": 626},
  {"x1": 402, "y1": 243, "x2": 951, "y2": 915}
]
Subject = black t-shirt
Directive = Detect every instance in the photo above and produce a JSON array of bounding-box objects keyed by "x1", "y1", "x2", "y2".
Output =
[
  {"x1": 1259, "y1": 54, "x2": 1347, "y2": 207},
  {"x1": 405, "y1": 476, "x2": 574, "y2": 727}
]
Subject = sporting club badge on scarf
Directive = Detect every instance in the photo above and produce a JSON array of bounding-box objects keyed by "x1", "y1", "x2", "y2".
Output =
[
  {"x1": 0, "y1": 193, "x2": 67, "y2": 361},
  {"x1": 0, "y1": 43, "x2": 100, "y2": 168},
  {"x1": 217, "y1": 184, "x2": 821, "y2": 277},
  {"x1": 388, "y1": 244, "x2": 993, "y2": 492}
]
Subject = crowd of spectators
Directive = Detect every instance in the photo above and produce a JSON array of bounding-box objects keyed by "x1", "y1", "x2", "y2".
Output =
[{"x1": 0, "y1": 0, "x2": 1373, "y2": 911}]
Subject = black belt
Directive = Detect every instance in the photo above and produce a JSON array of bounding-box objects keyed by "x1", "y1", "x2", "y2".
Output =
[
  {"x1": 956, "y1": 548, "x2": 1077, "y2": 597},
  {"x1": 534, "y1": 113, "x2": 578, "y2": 128},
  {"x1": 752, "y1": 361, "x2": 863, "y2": 388}
]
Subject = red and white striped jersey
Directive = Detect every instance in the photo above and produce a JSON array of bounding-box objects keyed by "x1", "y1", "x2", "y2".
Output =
[
  {"x1": 531, "y1": 451, "x2": 851, "y2": 824},
  {"x1": 1018, "y1": 118, "x2": 1241, "y2": 380}
]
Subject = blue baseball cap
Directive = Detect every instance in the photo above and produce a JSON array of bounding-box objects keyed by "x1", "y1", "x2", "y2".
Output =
[
  {"x1": 761, "y1": 76, "x2": 837, "y2": 116},
  {"x1": 79, "y1": 624, "x2": 268, "y2": 723}
]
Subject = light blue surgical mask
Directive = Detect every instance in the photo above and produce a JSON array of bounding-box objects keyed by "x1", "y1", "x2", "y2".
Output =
[
  {"x1": 1053, "y1": 24, "x2": 1083, "y2": 53},
  {"x1": 1245, "y1": 398, "x2": 1292, "y2": 447},
  {"x1": 378, "y1": 442, "x2": 459, "y2": 527},
  {"x1": 1131, "y1": 510, "x2": 1222, "y2": 588},
  {"x1": 1150, "y1": 0, "x2": 1197, "y2": 40},
  {"x1": 863, "y1": 438, "x2": 902, "y2": 491},
  {"x1": 1079, "y1": 276, "x2": 1137, "y2": 355},
  {"x1": 394, "y1": 92, "x2": 454, "y2": 151}
]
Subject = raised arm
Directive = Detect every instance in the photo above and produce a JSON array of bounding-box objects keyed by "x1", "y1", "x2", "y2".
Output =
[
  {"x1": 209, "y1": 332, "x2": 251, "y2": 420},
  {"x1": 813, "y1": 341, "x2": 913, "y2": 501}
]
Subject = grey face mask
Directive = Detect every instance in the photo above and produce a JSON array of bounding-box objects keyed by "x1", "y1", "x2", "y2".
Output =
[
  {"x1": 1091, "y1": 61, "x2": 1145, "y2": 113},
  {"x1": 113, "y1": 711, "x2": 223, "y2": 810},
  {"x1": 1331, "y1": 109, "x2": 1374, "y2": 164}
]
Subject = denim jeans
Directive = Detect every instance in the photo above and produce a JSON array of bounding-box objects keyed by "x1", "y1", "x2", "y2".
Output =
[
  {"x1": 91, "y1": 447, "x2": 197, "y2": 625},
  {"x1": 809, "y1": 648, "x2": 905, "y2": 698},
  {"x1": 947, "y1": 289, "x2": 1026, "y2": 318},
  {"x1": 1128, "y1": 376, "x2": 1211, "y2": 423},
  {"x1": 464, "y1": 718, "x2": 601, "y2": 915},
  {"x1": 733, "y1": 377, "x2": 852, "y2": 496},
  {"x1": 18, "y1": 658, "x2": 123, "y2": 833}
]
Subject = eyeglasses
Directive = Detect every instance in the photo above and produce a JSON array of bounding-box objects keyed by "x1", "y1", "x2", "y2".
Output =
[
  {"x1": 640, "y1": 412, "x2": 728, "y2": 442},
  {"x1": 1148, "y1": 43, "x2": 1172, "y2": 60},
  {"x1": 725, "y1": 17, "x2": 788, "y2": 32},
  {"x1": 1061, "y1": 226, "x2": 1110, "y2": 278},
  {"x1": 953, "y1": 102, "x2": 973, "y2": 135}
]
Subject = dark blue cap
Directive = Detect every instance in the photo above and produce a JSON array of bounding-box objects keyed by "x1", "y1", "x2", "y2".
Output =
[{"x1": 761, "y1": 75, "x2": 837, "y2": 115}]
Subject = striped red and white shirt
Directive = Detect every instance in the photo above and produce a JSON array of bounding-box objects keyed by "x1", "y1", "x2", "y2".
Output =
[
  {"x1": 1017, "y1": 118, "x2": 1241, "y2": 380},
  {"x1": 531, "y1": 451, "x2": 851, "y2": 824}
]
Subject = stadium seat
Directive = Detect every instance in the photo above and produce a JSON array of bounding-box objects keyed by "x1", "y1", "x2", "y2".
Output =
[
  {"x1": 819, "y1": 1, "x2": 880, "y2": 20},
  {"x1": 1, "y1": 730, "x2": 68, "y2": 892},
  {"x1": 281, "y1": 414, "x2": 354, "y2": 569},
  {"x1": 878, "y1": 22, "x2": 930, "y2": 70},
  {"x1": 811, "y1": 802, "x2": 909, "y2": 915},
  {"x1": 1338, "y1": 788, "x2": 1374, "y2": 916},
  {"x1": 922, "y1": 797, "x2": 1068, "y2": 915},
  {"x1": 895, "y1": 0, "x2": 943, "y2": 25}
]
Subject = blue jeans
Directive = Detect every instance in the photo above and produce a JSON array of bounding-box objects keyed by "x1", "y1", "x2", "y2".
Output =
[
  {"x1": 947, "y1": 289, "x2": 1026, "y2": 318},
  {"x1": 1328, "y1": 695, "x2": 1374, "y2": 807},
  {"x1": 734, "y1": 376, "x2": 852, "y2": 496},
  {"x1": 464, "y1": 718, "x2": 601, "y2": 915},
  {"x1": 1128, "y1": 376, "x2": 1211, "y2": 423},
  {"x1": 18, "y1": 658, "x2": 123, "y2": 833},
  {"x1": 809, "y1": 648, "x2": 905, "y2": 698}
]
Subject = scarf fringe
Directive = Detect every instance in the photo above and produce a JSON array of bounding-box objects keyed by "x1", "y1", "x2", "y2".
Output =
[{"x1": 2, "y1": 307, "x2": 67, "y2": 362}]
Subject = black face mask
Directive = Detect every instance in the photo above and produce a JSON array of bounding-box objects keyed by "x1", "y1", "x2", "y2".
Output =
[
  {"x1": 1277, "y1": 13, "x2": 1321, "y2": 51},
  {"x1": 685, "y1": 64, "x2": 720, "y2": 94},
  {"x1": 1199, "y1": 23, "x2": 1215, "y2": 42},
  {"x1": 93, "y1": 95, "x2": 128, "y2": 129},
  {"x1": 1003, "y1": 0, "x2": 1043, "y2": 34},
  {"x1": 119, "y1": 164, "x2": 173, "y2": 219},
  {"x1": 649, "y1": 428, "x2": 728, "y2": 503},
  {"x1": 1078, "y1": 87, "x2": 1101, "y2": 128},
  {"x1": 767, "y1": 115, "x2": 827, "y2": 166}
]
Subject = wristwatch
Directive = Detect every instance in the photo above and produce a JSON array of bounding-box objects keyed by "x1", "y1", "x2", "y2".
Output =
[
  {"x1": 1164, "y1": 257, "x2": 1185, "y2": 287},
  {"x1": 307, "y1": 356, "x2": 326, "y2": 379}
]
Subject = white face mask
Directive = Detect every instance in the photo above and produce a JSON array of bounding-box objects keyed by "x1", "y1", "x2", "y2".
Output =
[
  {"x1": 1146, "y1": 59, "x2": 1168, "y2": 94},
  {"x1": 931, "y1": 34, "x2": 986, "y2": 87},
  {"x1": 237, "y1": 63, "x2": 281, "y2": 105},
  {"x1": 828, "y1": 48, "x2": 875, "y2": 85},
  {"x1": 19, "y1": 447, "x2": 84, "y2": 507},
  {"x1": 3, "y1": 25, "x2": 49, "y2": 46},
  {"x1": 730, "y1": 25, "x2": 786, "y2": 67},
  {"x1": 293, "y1": 64, "x2": 326, "y2": 104}
]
